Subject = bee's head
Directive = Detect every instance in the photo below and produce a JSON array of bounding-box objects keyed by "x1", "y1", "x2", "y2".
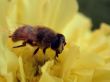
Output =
[{"x1": 51, "y1": 33, "x2": 66, "y2": 54}]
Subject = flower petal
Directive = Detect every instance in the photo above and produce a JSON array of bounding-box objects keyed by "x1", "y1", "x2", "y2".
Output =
[
  {"x1": 42, "y1": 0, "x2": 78, "y2": 32},
  {"x1": 0, "y1": 0, "x2": 9, "y2": 28},
  {"x1": 6, "y1": 0, "x2": 78, "y2": 32},
  {"x1": 0, "y1": 32, "x2": 18, "y2": 82},
  {"x1": 62, "y1": 13, "x2": 92, "y2": 44},
  {"x1": 18, "y1": 56, "x2": 26, "y2": 82}
]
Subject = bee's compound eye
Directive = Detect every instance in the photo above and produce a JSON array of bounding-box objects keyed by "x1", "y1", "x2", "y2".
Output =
[
  {"x1": 51, "y1": 37, "x2": 60, "y2": 50},
  {"x1": 64, "y1": 42, "x2": 66, "y2": 45}
]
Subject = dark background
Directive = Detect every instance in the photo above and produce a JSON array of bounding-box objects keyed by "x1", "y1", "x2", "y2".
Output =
[{"x1": 77, "y1": 0, "x2": 110, "y2": 30}]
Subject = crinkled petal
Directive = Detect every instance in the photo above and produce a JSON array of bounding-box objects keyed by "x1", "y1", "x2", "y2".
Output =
[
  {"x1": 40, "y1": 60, "x2": 63, "y2": 82},
  {"x1": 93, "y1": 63, "x2": 110, "y2": 82},
  {"x1": 39, "y1": 72, "x2": 62, "y2": 82}
]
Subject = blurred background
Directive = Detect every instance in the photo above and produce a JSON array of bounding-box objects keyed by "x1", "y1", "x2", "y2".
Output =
[{"x1": 77, "y1": 0, "x2": 110, "y2": 30}]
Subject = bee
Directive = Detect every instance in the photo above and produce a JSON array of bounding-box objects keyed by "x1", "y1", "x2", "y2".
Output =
[{"x1": 9, "y1": 25, "x2": 66, "y2": 59}]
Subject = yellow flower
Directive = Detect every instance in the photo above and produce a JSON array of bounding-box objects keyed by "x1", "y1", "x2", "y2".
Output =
[{"x1": 0, "y1": 0, "x2": 110, "y2": 82}]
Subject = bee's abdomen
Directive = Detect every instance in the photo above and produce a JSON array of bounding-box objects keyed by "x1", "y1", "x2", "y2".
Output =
[{"x1": 11, "y1": 25, "x2": 35, "y2": 41}]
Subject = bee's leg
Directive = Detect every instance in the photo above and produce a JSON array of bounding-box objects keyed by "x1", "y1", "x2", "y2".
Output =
[
  {"x1": 43, "y1": 48, "x2": 47, "y2": 63},
  {"x1": 33, "y1": 48, "x2": 39, "y2": 55},
  {"x1": 55, "y1": 51, "x2": 59, "y2": 57},
  {"x1": 43, "y1": 48, "x2": 47, "y2": 54},
  {"x1": 54, "y1": 51, "x2": 59, "y2": 62},
  {"x1": 13, "y1": 41, "x2": 27, "y2": 48}
]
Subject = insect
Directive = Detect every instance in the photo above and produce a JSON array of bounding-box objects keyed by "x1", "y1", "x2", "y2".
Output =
[{"x1": 9, "y1": 25, "x2": 66, "y2": 59}]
